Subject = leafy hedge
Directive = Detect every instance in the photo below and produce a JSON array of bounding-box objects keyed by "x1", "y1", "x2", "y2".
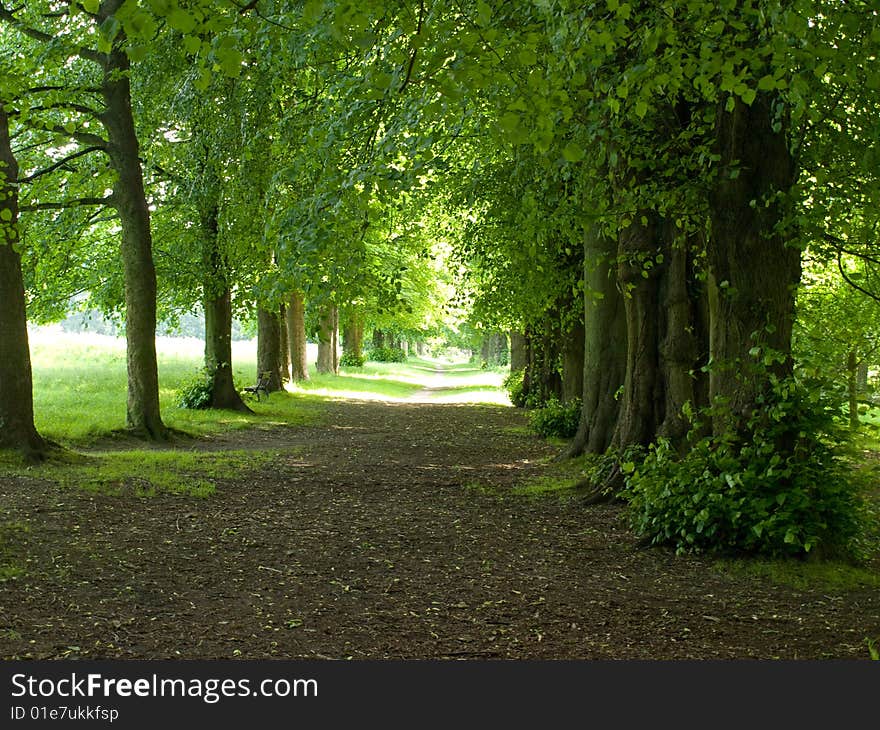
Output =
[
  {"x1": 177, "y1": 369, "x2": 214, "y2": 409},
  {"x1": 528, "y1": 397, "x2": 582, "y2": 438},
  {"x1": 366, "y1": 346, "x2": 407, "y2": 363},
  {"x1": 624, "y1": 381, "x2": 865, "y2": 558},
  {"x1": 339, "y1": 352, "x2": 365, "y2": 367}
]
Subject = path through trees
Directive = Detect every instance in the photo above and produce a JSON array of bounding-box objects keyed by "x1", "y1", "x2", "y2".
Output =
[{"x1": 1, "y1": 394, "x2": 876, "y2": 660}]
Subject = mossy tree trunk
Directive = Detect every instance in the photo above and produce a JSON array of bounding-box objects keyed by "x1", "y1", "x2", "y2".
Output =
[
  {"x1": 342, "y1": 310, "x2": 364, "y2": 361},
  {"x1": 257, "y1": 306, "x2": 284, "y2": 392},
  {"x1": 565, "y1": 225, "x2": 626, "y2": 457},
  {"x1": 510, "y1": 331, "x2": 528, "y2": 372},
  {"x1": 100, "y1": 39, "x2": 166, "y2": 439},
  {"x1": 317, "y1": 305, "x2": 338, "y2": 375},
  {"x1": 200, "y1": 204, "x2": 250, "y2": 412},
  {"x1": 0, "y1": 103, "x2": 46, "y2": 461},
  {"x1": 707, "y1": 93, "x2": 801, "y2": 435},
  {"x1": 286, "y1": 292, "x2": 309, "y2": 381}
]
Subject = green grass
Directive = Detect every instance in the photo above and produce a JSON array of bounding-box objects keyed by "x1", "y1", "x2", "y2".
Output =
[
  {"x1": 716, "y1": 556, "x2": 880, "y2": 593},
  {"x1": 1, "y1": 448, "x2": 284, "y2": 498},
  {"x1": 26, "y1": 329, "x2": 510, "y2": 446},
  {"x1": 15, "y1": 331, "x2": 511, "y2": 505}
]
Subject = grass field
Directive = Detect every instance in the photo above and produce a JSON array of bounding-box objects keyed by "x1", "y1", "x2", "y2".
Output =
[{"x1": 27, "y1": 327, "x2": 509, "y2": 446}]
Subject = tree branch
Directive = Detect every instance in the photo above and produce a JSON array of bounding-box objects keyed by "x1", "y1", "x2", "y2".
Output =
[
  {"x1": 20, "y1": 195, "x2": 115, "y2": 211},
  {"x1": 838, "y1": 253, "x2": 880, "y2": 304},
  {"x1": 16, "y1": 146, "x2": 104, "y2": 184},
  {"x1": 399, "y1": 0, "x2": 425, "y2": 93},
  {"x1": 45, "y1": 123, "x2": 107, "y2": 148},
  {"x1": 0, "y1": 3, "x2": 105, "y2": 65}
]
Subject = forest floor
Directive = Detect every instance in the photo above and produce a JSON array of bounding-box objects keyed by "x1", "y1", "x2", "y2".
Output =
[{"x1": 1, "y1": 380, "x2": 879, "y2": 660}]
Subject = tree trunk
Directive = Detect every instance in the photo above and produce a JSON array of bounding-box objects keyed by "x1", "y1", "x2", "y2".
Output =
[
  {"x1": 0, "y1": 104, "x2": 46, "y2": 460},
  {"x1": 201, "y1": 205, "x2": 250, "y2": 412},
  {"x1": 611, "y1": 217, "x2": 664, "y2": 450},
  {"x1": 657, "y1": 230, "x2": 709, "y2": 446},
  {"x1": 562, "y1": 319, "x2": 585, "y2": 404},
  {"x1": 100, "y1": 41, "x2": 166, "y2": 439},
  {"x1": 510, "y1": 331, "x2": 528, "y2": 372},
  {"x1": 707, "y1": 93, "x2": 801, "y2": 434},
  {"x1": 257, "y1": 307, "x2": 283, "y2": 392},
  {"x1": 279, "y1": 303, "x2": 290, "y2": 381},
  {"x1": 372, "y1": 329, "x2": 386, "y2": 349},
  {"x1": 342, "y1": 310, "x2": 364, "y2": 361},
  {"x1": 332, "y1": 305, "x2": 339, "y2": 372},
  {"x1": 857, "y1": 360, "x2": 869, "y2": 396},
  {"x1": 317, "y1": 305, "x2": 338, "y2": 375},
  {"x1": 286, "y1": 292, "x2": 309, "y2": 381},
  {"x1": 565, "y1": 225, "x2": 626, "y2": 457}
]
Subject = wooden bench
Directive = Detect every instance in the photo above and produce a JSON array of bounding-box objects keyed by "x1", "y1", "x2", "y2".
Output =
[{"x1": 243, "y1": 371, "x2": 272, "y2": 401}]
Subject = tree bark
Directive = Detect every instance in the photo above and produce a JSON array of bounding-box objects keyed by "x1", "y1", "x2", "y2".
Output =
[
  {"x1": 565, "y1": 225, "x2": 626, "y2": 457},
  {"x1": 342, "y1": 310, "x2": 364, "y2": 361},
  {"x1": 100, "y1": 38, "x2": 166, "y2": 439},
  {"x1": 562, "y1": 318, "x2": 585, "y2": 404},
  {"x1": 0, "y1": 103, "x2": 46, "y2": 460},
  {"x1": 708, "y1": 93, "x2": 801, "y2": 434},
  {"x1": 372, "y1": 329, "x2": 386, "y2": 349},
  {"x1": 279, "y1": 303, "x2": 290, "y2": 381},
  {"x1": 857, "y1": 360, "x2": 869, "y2": 396},
  {"x1": 510, "y1": 331, "x2": 528, "y2": 372},
  {"x1": 286, "y1": 292, "x2": 309, "y2": 381},
  {"x1": 657, "y1": 229, "x2": 709, "y2": 446},
  {"x1": 201, "y1": 205, "x2": 250, "y2": 412},
  {"x1": 317, "y1": 305, "x2": 338, "y2": 374},
  {"x1": 257, "y1": 306, "x2": 284, "y2": 391},
  {"x1": 611, "y1": 217, "x2": 663, "y2": 450}
]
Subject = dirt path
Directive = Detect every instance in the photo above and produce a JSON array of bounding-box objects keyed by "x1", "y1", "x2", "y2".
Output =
[{"x1": 1, "y1": 397, "x2": 878, "y2": 659}]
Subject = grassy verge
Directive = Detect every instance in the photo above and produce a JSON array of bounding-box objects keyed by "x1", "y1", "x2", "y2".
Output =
[
  {"x1": 13, "y1": 331, "x2": 510, "y2": 502},
  {"x1": 1, "y1": 448, "x2": 283, "y2": 498}
]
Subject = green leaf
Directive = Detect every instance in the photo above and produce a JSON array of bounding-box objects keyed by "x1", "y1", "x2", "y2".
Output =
[
  {"x1": 168, "y1": 8, "x2": 197, "y2": 34},
  {"x1": 757, "y1": 74, "x2": 776, "y2": 91},
  {"x1": 0, "y1": 208, "x2": 12, "y2": 222},
  {"x1": 634, "y1": 99, "x2": 648, "y2": 118},
  {"x1": 127, "y1": 44, "x2": 148, "y2": 63},
  {"x1": 517, "y1": 48, "x2": 537, "y2": 66},
  {"x1": 562, "y1": 141, "x2": 584, "y2": 163},
  {"x1": 476, "y1": 1, "x2": 492, "y2": 27},
  {"x1": 81, "y1": 0, "x2": 100, "y2": 12},
  {"x1": 184, "y1": 35, "x2": 202, "y2": 54}
]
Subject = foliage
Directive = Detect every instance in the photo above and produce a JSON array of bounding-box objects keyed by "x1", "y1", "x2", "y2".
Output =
[
  {"x1": 366, "y1": 346, "x2": 407, "y2": 363},
  {"x1": 339, "y1": 352, "x2": 366, "y2": 368},
  {"x1": 528, "y1": 398, "x2": 582, "y2": 439},
  {"x1": 625, "y1": 380, "x2": 865, "y2": 558},
  {"x1": 176, "y1": 369, "x2": 215, "y2": 410},
  {"x1": 503, "y1": 369, "x2": 527, "y2": 408}
]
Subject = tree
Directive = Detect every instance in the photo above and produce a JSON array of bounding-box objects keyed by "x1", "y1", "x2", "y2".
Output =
[{"x1": 0, "y1": 101, "x2": 46, "y2": 460}]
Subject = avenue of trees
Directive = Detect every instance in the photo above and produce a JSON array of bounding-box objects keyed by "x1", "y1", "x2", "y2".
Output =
[{"x1": 1, "y1": 1, "x2": 878, "y2": 557}]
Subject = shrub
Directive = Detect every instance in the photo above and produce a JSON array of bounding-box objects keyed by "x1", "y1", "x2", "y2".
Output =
[
  {"x1": 528, "y1": 397, "x2": 582, "y2": 439},
  {"x1": 366, "y1": 346, "x2": 407, "y2": 363},
  {"x1": 503, "y1": 369, "x2": 527, "y2": 407},
  {"x1": 177, "y1": 369, "x2": 214, "y2": 410},
  {"x1": 339, "y1": 352, "x2": 365, "y2": 367},
  {"x1": 624, "y1": 380, "x2": 865, "y2": 558}
]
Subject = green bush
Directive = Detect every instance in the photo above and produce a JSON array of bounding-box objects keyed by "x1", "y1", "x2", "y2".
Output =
[
  {"x1": 528, "y1": 397, "x2": 582, "y2": 438},
  {"x1": 366, "y1": 346, "x2": 407, "y2": 363},
  {"x1": 339, "y1": 352, "x2": 365, "y2": 367},
  {"x1": 503, "y1": 369, "x2": 528, "y2": 407},
  {"x1": 624, "y1": 380, "x2": 865, "y2": 558},
  {"x1": 177, "y1": 369, "x2": 214, "y2": 410}
]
